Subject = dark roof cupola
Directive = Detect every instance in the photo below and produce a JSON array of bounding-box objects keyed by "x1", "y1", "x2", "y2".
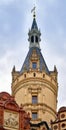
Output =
[{"x1": 28, "y1": 11, "x2": 41, "y2": 49}]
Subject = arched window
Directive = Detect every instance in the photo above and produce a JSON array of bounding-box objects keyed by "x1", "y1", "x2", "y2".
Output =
[
  {"x1": 32, "y1": 96, "x2": 38, "y2": 104},
  {"x1": 24, "y1": 74, "x2": 26, "y2": 78},
  {"x1": 32, "y1": 112, "x2": 37, "y2": 120},
  {"x1": 33, "y1": 73, "x2": 36, "y2": 77},
  {"x1": 35, "y1": 36, "x2": 38, "y2": 43},
  {"x1": 31, "y1": 36, "x2": 34, "y2": 43}
]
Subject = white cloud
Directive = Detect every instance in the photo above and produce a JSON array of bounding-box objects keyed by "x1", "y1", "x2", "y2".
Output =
[
  {"x1": 0, "y1": 50, "x2": 13, "y2": 93},
  {"x1": 0, "y1": 0, "x2": 15, "y2": 5},
  {"x1": 3, "y1": 23, "x2": 10, "y2": 33},
  {"x1": 0, "y1": 37, "x2": 29, "y2": 93},
  {"x1": 47, "y1": 0, "x2": 56, "y2": 4}
]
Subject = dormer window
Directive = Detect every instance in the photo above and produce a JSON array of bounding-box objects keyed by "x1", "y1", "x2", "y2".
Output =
[
  {"x1": 35, "y1": 36, "x2": 38, "y2": 43},
  {"x1": 31, "y1": 36, "x2": 34, "y2": 43},
  {"x1": 32, "y1": 62, "x2": 37, "y2": 69}
]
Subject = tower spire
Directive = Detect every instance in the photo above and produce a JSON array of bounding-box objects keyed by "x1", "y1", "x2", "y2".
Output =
[
  {"x1": 28, "y1": 7, "x2": 41, "y2": 49},
  {"x1": 31, "y1": 6, "x2": 36, "y2": 19}
]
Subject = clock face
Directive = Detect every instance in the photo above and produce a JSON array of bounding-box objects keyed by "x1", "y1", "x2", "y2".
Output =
[{"x1": 4, "y1": 110, "x2": 19, "y2": 129}]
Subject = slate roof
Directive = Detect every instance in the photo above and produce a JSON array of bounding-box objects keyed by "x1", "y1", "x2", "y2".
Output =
[
  {"x1": 20, "y1": 47, "x2": 49, "y2": 74},
  {"x1": 31, "y1": 18, "x2": 38, "y2": 30},
  {"x1": 20, "y1": 16, "x2": 50, "y2": 75}
]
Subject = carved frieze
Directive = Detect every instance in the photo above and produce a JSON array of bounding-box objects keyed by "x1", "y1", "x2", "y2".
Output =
[{"x1": 28, "y1": 86, "x2": 41, "y2": 94}]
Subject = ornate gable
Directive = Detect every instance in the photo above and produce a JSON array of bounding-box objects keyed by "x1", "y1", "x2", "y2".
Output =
[
  {"x1": 4, "y1": 99, "x2": 19, "y2": 111},
  {"x1": 0, "y1": 92, "x2": 11, "y2": 101},
  {"x1": 0, "y1": 92, "x2": 31, "y2": 130}
]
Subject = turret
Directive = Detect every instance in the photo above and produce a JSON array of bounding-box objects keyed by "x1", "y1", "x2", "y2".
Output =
[
  {"x1": 11, "y1": 10, "x2": 58, "y2": 126},
  {"x1": 28, "y1": 10, "x2": 41, "y2": 49}
]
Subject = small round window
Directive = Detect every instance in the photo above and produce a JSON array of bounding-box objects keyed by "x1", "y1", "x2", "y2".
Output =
[
  {"x1": 62, "y1": 123, "x2": 65, "y2": 128},
  {"x1": 54, "y1": 125, "x2": 58, "y2": 129},
  {"x1": 61, "y1": 113, "x2": 65, "y2": 118}
]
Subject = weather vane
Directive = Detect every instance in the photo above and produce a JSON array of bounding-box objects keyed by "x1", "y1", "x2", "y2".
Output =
[{"x1": 31, "y1": 5, "x2": 36, "y2": 18}]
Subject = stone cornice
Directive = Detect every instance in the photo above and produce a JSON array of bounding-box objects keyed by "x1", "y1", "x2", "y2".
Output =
[
  {"x1": 23, "y1": 103, "x2": 57, "y2": 117},
  {"x1": 12, "y1": 77, "x2": 58, "y2": 96}
]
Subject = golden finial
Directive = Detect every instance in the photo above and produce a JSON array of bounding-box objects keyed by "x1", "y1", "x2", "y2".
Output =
[{"x1": 31, "y1": 5, "x2": 36, "y2": 19}]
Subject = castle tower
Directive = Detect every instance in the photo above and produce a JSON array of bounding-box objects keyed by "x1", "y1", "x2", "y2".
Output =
[{"x1": 11, "y1": 12, "x2": 58, "y2": 125}]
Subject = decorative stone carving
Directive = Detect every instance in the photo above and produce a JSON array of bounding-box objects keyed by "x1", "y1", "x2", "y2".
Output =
[
  {"x1": 28, "y1": 86, "x2": 41, "y2": 94},
  {"x1": 4, "y1": 111, "x2": 19, "y2": 129}
]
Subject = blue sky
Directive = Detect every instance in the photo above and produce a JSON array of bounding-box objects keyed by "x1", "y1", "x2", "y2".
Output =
[{"x1": 0, "y1": 0, "x2": 66, "y2": 110}]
